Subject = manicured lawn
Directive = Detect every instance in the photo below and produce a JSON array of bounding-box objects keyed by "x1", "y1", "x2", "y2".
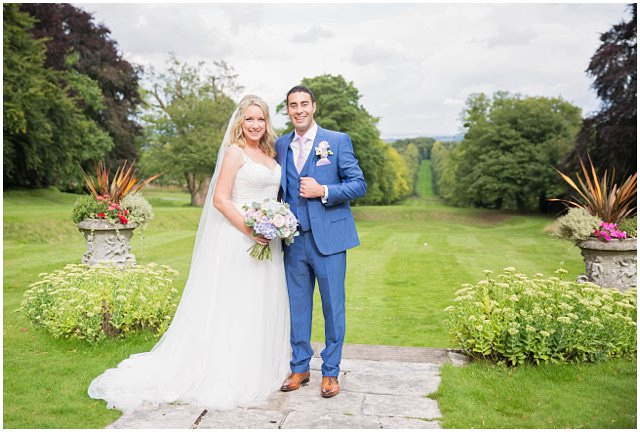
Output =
[
  {"x1": 432, "y1": 358, "x2": 637, "y2": 428},
  {"x1": 3, "y1": 163, "x2": 636, "y2": 428}
]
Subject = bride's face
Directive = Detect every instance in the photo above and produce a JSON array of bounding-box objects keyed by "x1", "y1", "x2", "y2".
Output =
[{"x1": 242, "y1": 104, "x2": 267, "y2": 145}]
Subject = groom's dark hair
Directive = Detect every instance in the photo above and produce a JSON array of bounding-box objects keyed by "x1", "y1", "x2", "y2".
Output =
[{"x1": 286, "y1": 85, "x2": 315, "y2": 104}]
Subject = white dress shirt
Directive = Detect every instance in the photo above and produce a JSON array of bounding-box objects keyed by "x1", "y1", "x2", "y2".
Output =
[{"x1": 291, "y1": 122, "x2": 328, "y2": 202}]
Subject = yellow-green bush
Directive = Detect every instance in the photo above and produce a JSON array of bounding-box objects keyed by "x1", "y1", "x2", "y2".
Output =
[
  {"x1": 445, "y1": 267, "x2": 637, "y2": 366},
  {"x1": 21, "y1": 263, "x2": 179, "y2": 342}
]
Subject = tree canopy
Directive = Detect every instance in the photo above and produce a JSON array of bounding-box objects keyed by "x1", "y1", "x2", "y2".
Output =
[
  {"x1": 140, "y1": 54, "x2": 238, "y2": 206},
  {"x1": 432, "y1": 92, "x2": 582, "y2": 212},
  {"x1": 20, "y1": 3, "x2": 143, "y2": 165},
  {"x1": 565, "y1": 4, "x2": 637, "y2": 182},
  {"x1": 3, "y1": 4, "x2": 113, "y2": 189}
]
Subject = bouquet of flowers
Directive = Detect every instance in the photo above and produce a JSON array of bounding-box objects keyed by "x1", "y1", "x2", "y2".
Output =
[{"x1": 242, "y1": 198, "x2": 299, "y2": 260}]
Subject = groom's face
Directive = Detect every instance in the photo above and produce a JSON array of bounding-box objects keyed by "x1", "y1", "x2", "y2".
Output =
[{"x1": 286, "y1": 91, "x2": 316, "y2": 134}]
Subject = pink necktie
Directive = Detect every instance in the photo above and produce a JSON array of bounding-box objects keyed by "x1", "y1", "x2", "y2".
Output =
[{"x1": 295, "y1": 136, "x2": 307, "y2": 173}]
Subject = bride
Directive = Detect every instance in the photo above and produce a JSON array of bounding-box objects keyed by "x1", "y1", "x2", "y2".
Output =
[{"x1": 88, "y1": 95, "x2": 291, "y2": 413}]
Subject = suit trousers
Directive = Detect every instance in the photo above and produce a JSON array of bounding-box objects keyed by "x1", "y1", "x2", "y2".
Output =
[{"x1": 283, "y1": 230, "x2": 346, "y2": 377}]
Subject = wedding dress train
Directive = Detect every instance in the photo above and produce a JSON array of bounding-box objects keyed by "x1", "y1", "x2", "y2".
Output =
[{"x1": 88, "y1": 146, "x2": 290, "y2": 413}]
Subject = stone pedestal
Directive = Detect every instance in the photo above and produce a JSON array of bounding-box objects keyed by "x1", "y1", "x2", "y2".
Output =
[
  {"x1": 577, "y1": 237, "x2": 637, "y2": 292},
  {"x1": 77, "y1": 219, "x2": 137, "y2": 267}
]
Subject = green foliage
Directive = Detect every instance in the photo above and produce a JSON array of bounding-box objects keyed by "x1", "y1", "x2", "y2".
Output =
[
  {"x1": 141, "y1": 54, "x2": 238, "y2": 206},
  {"x1": 430, "y1": 140, "x2": 460, "y2": 200},
  {"x1": 618, "y1": 216, "x2": 637, "y2": 238},
  {"x1": 435, "y1": 92, "x2": 582, "y2": 212},
  {"x1": 399, "y1": 143, "x2": 421, "y2": 194},
  {"x1": 446, "y1": 267, "x2": 637, "y2": 366},
  {"x1": 390, "y1": 137, "x2": 435, "y2": 160},
  {"x1": 384, "y1": 145, "x2": 411, "y2": 200},
  {"x1": 565, "y1": 5, "x2": 636, "y2": 185},
  {"x1": 555, "y1": 207, "x2": 601, "y2": 242},
  {"x1": 71, "y1": 195, "x2": 102, "y2": 224},
  {"x1": 278, "y1": 74, "x2": 418, "y2": 204},
  {"x1": 20, "y1": 263, "x2": 180, "y2": 343},
  {"x1": 3, "y1": 4, "x2": 113, "y2": 189},
  {"x1": 20, "y1": 3, "x2": 144, "y2": 166},
  {"x1": 121, "y1": 192, "x2": 154, "y2": 229}
]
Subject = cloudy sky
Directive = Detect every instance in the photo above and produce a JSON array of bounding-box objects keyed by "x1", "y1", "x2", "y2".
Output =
[{"x1": 77, "y1": 2, "x2": 628, "y2": 138}]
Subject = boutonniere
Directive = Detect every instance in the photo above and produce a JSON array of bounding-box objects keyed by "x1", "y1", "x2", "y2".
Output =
[{"x1": 315, "y1": 141, "x2": 333, "y2": 166}]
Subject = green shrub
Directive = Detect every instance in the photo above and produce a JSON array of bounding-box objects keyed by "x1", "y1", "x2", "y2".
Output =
[
  {"x1": 555, "y1": 207, "x2": 600, "y2": 242},
  {"x1": 20, "y1": 263, "x2": 180, "y2": 343},
  {"x1": 445, "y1": 267, "x2": 636, "y2": 366},
  {"x1": 120, "y1": 192, "x2": 154, "y2": 229},
  {"x1": 618, "y1": 216, "x2": 637, "y2": 238},
  {"x1": 71, "y1": 195, "x2": 102, "y2": 223}
]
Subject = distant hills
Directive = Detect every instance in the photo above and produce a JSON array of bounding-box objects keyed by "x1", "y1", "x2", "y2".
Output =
[{"x1": 383, "y1": 132, "x2": 464, "y2": 143}]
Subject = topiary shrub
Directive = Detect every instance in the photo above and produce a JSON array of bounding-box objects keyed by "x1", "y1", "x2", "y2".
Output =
[
  {"x1": 445, "y1": 267, "x2": 636, "y2": 366},
  {"x1": 21, "y1": 263, "x2": 180, "y2": 342}
]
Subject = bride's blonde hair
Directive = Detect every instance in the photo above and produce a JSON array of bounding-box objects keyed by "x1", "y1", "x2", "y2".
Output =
[{"x1": 229, "y1": 95, "x2": 277, "y2": 158}]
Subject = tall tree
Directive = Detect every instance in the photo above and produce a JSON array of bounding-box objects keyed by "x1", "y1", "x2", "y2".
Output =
[
  {"x1": 141, "y1": 54, "x2": 238, "y2": 206},
  {"x1": 565, "y1": 4, "x2": 636, "y2": 181},
  {"x1": 3, "y1": 4, "x2": 113, "y2": 188},
  {"x1": 440, "y1": 92, "x2": 581, "y2": 212},
  {"x1": 20, "y1": 3, "x2": 143, "y2": 165}
]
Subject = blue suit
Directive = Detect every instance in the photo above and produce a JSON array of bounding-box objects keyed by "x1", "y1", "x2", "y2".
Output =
[{"x1": 275, "y1": 126, "x2": 366, "y2": 377}]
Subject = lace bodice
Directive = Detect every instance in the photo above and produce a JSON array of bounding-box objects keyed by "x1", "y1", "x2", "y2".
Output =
[{"x1": 230, "y1": 145, "x2": 281, "y2": 210}]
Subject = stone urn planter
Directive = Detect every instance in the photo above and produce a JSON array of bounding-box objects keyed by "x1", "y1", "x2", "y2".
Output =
[
  {"x1": 77, "y1": 219, "x2": 138, "y2": 267},
  {"x1": 576, "y1": 237, "x2": 637, "y2": 292}
]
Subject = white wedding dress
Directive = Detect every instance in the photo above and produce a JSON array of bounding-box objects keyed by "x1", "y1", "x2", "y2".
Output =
[{"x1": 88, "y1": 145, "x2": 290, "y2": 413}]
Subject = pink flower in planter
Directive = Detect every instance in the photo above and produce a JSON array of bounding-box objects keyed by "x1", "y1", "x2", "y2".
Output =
[{"x1": 593, "y1": 222, "x2": 627, "y2": 242}]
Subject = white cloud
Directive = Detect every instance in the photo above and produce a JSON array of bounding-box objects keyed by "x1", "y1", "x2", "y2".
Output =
[
  {"x1": 76, "y1": 2, "x2": 627, "y2": 137},
  {"x1": 485, "y1": 26, "x2": 537, "y2": 48},
  {"x1": 350, "y1": 41, "x2": 403, "y2": 66},
  {"x1": 444, "y1": 98, "x2": 464, "y2": 106},
  {"x1": 292, "y1": 25, "x2": 334, "y2": 44}
]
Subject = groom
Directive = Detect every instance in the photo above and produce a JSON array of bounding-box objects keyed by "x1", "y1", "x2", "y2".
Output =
[{"x1": 276, "y1": 86, "x2": 366, "y2": 398}]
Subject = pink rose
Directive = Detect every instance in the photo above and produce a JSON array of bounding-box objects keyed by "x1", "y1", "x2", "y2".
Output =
[{"x1": 273, "y1": 214, "x2": 285, "y2": 228}]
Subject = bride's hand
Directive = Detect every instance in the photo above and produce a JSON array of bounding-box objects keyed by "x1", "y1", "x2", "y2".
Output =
[{"x1": 245, "y1": 226, "x2": 269, "y2": 245}]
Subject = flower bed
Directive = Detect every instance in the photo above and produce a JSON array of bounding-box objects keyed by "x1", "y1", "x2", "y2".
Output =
[
  {"x1": 445, "y1": 267, "x2": 637, "y2": 366},
  {"x1": 21, "y1": 263, "x2": 180, "y2": 342}
]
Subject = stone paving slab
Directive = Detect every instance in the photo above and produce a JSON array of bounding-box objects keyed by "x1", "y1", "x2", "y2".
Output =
[
  {"x1": 198, "y1": 409, "x2": 284, "y2": 429},
  {"x1": 362, "y1": 393, "x2": 441, "y2": 419},
  {"x1": 379, "y1": 416, "x2": 442, "y2": 429},
  {"x1": 280, "y1": 411, "x2": 382, "y2": 429},
  {"x1": 106, "y1": 344, "x2": 467, "y2": 429},
  {"x1": 342, "y1": 368, "x2": 440, "y2": 396},
  {"x1": 107, "y1": 403, "x2": 205, "y2": 429}
]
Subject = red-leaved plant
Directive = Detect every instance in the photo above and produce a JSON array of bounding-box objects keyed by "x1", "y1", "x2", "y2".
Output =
[
  {"x1": 550, "y1": 157, "x2": 637, "y2": 224},
  {"x1": 79, "y1": 160, "x2": 162, "y2": 204}
]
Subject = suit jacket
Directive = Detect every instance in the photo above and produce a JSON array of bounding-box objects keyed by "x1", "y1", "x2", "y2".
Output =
[{"x1": 275, "y1": 126, "x2": 367, "y2": 255}]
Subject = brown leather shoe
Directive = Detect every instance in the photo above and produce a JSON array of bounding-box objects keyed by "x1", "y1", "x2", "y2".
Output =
[
  {"x1": 320, "y1": 376, "x2": 340, "y2": 398},
  {"x1": 280, "y1": 371, "x2": 310, "y2": 392}
]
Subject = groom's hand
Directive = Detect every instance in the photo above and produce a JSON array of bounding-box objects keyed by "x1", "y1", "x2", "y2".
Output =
[{"x1": 299, "y1": 177, "x2": 325, "y2": 199}]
